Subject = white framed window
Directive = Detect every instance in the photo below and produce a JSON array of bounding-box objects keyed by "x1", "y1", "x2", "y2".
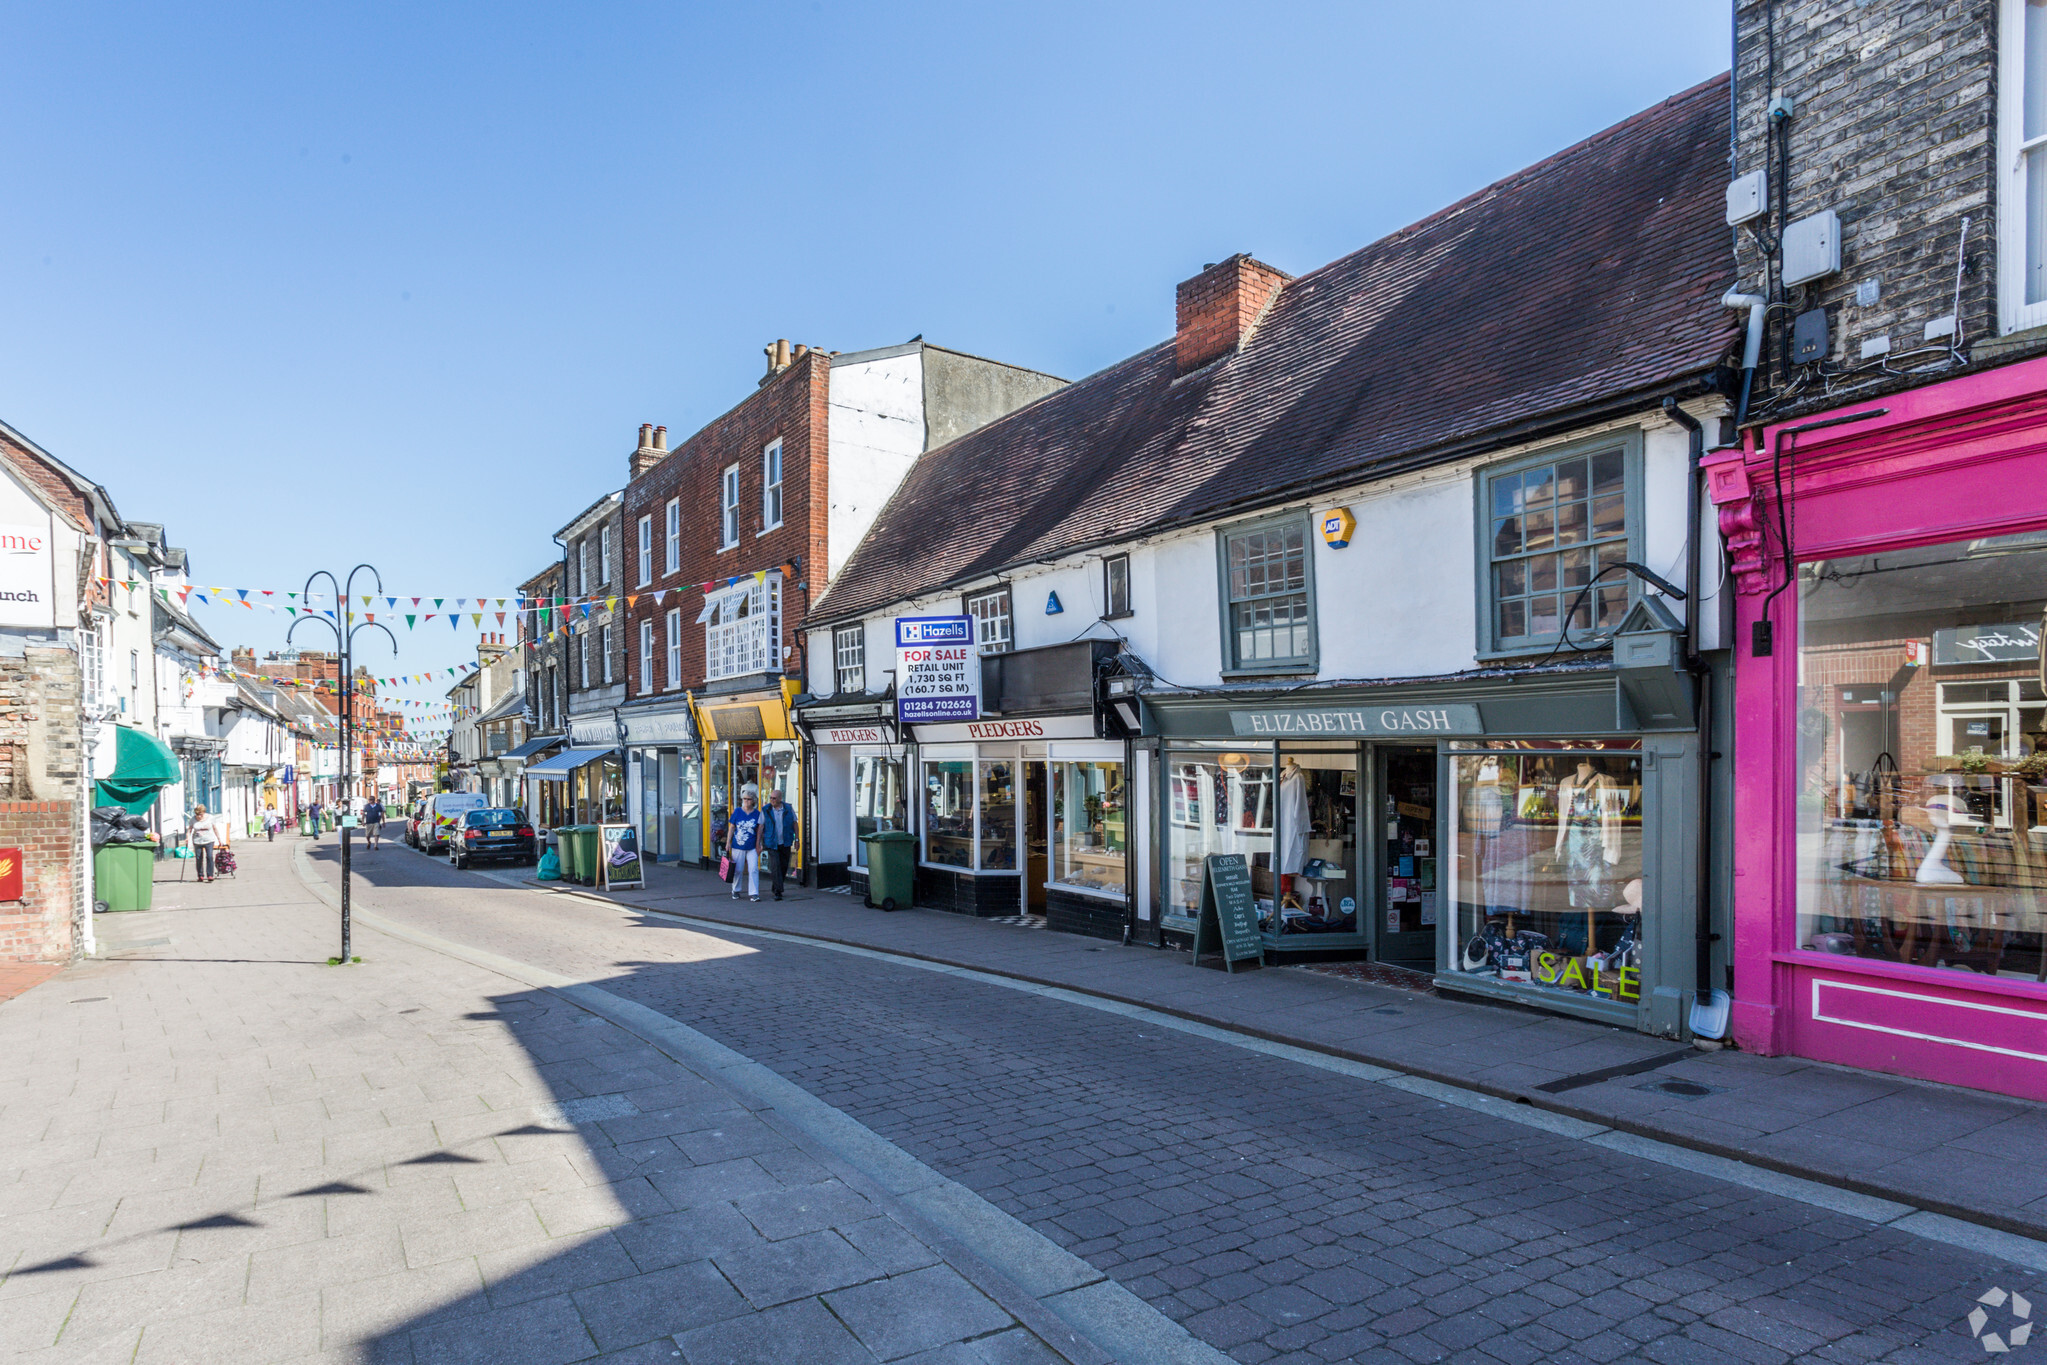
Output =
[
  {"x1": 576, "y1": 538, "x2": 589, "y2": 596},
  {"x1": 965, "y1": 587, "x2": 1012, "y2": 654},
  {"x1": 601, "y1": 624, "x2": 614, "y2": 684},
  {"x1": 704, "y1": 576, "x2": 781, "y2": 681},
  {"x1": 81, "y1": 617, "x2": 106, "y2": 707},
  {"x1": 665, "y1": 498, "x2": 681, "y2": 574},
  {"x1": 129, "y1": 649, "x2": 140, "y2": 691},
  {"x1": 761, "y1": 439, "x2": 784, "y2": 532},
  {"x1": 639, "y1": 619, "x2": 654, "y2": 693},
  {"x1": 1104, "y1": 553, "x2": 1131, "y2": 619},
  {"x1": 666, "y1": 608, "x2": 682, "y2": 688},
  {"x1": 637, "y1": 516, "x2": 653, "y2": 587},
  {"x1": 834, "y1": 624, "x2": 866, "y2": 694},
  {"x1": 2001, "y1": 0, "x2": 2047, "y2": 333},
  {"x1": 599, "y1": 525, "x2": 613, "y2": 585},
  {"x1": 1219, "y1": 514, "x2": 1315, "y2": 671},
  {"x1": 578, "y1": 632, "x2": 589, "y2": 689},
  {"x1": 721, "y1": 465, "x2": 741, "y2": 549}
]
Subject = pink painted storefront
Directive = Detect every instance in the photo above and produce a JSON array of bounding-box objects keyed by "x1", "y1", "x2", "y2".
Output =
[{"x1": 1707, "y1": 356, "x2": 2047, "y2": 1102}]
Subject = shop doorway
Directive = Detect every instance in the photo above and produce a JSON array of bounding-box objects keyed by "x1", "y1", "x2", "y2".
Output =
[
  {"x1": 1377, "y1": 746, "x2": 1438, "y2": 971},
  {"x1": 1023, "y1": 761, "x2": 1049, "y2": 914}
]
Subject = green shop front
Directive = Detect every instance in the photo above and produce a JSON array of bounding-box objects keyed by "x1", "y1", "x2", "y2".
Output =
[{"x1": 1143, "y1": 662, "x2": 1707, "y2": 1037}]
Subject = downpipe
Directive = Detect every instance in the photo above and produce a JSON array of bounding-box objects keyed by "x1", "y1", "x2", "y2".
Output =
[{"x1": 1659, "y1": 399, "x2": 1720, "y2": 1008}]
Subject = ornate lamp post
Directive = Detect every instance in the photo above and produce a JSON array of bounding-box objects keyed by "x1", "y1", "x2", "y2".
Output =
[{"x1": 286, "y1": 565, "x2": 396, "y2": 964}]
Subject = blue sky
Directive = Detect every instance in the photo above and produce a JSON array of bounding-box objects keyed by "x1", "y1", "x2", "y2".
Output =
[{"x1": 1, "y1": 1, "x2": 1727, "y2": 719}]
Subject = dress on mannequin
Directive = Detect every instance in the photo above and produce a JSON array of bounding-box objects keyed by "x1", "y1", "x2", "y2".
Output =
[{"x1": 1279, "y1": 759, "x2": 1308, "y2": 876}]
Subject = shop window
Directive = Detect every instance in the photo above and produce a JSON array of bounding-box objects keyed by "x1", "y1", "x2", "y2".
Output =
[
  {"x1": 704, "y1": 576, "x2": 781, "y2": 681},
  {"x1": 720, "y1": 465, "x2": 741, "y2": 549},
  {"x1": 924, "y1": 761, "x2": 975, "y2": 867},
  {"x1": 852, "y1": 754, "x2": 907, "y2": 869},
  {"x1": 834, "y1": 624, "x2": 866, "y2": 694},
  {"x1": 1448, "y1": 745, "x2": 1643, "y2": 1000},
  {"x1": 1218, "y1": 516, "x2": 1314, "y2": 673},
  {"x1": 1479, "y1": 438, "x2": 1637, "y2": 655},
  {"x1": 1051, "y1": 761, "x2": 1125, "y2": 895},
  {"x1": 636, "y1": 516, "x2": 653, "y2": 588},
  {"x1": 1164, "y1": 750, "x2": 1275, "y2": 924},
  {"x1": 639, "y1": 619, "x2": 654, "y2": 693},
  {"x1": 1796, "y1": 531, "x2": 2047, "y2": 980},
  {"x1": 762, "y1": 439, "x2": 783, "y2": 531},
  {"x1": 966, "y1": 587, "x2": 1012, "y2": 654},
  {"x1": 2003, "y1": 0, "x2": 2047, "y2": 331},
  {"x1": 666, "y1": 607, "x2": 682, "y2": 688},
  {"x1": 665, "y1": 498, "x2": 681, "y2": 575},
  {"x1": 1103, "y1": 553, "x2": 1131, "y2": 619},
  {"x1": 979, "y1": 761, "x2": 1016, "y2": 869}
]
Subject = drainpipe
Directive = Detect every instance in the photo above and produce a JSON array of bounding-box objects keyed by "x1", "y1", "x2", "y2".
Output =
[
  {"x1": 1724, "y1": 292, "x2": 1767, "y2": 427},
  {"x1": 1659, "y1": 398, "x2": 1719, "y2": 1003}
]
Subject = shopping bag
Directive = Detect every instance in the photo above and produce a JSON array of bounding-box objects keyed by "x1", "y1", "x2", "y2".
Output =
[{"x1": 719, "y1": 855, "x2": 733, "y2": 883}]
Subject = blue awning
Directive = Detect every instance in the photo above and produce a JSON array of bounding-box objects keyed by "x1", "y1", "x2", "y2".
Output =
[
  {"x1": 525, "y1": 746, "x2": 617, "y2": 780},
  {"x1": 501, "y1": 733, "x2": 564, "y2": 762}
]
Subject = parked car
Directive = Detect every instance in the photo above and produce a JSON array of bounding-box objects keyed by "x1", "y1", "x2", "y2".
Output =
[
  {"x1": 405, "y1": 800, "x2": 429, "y2": 849},
  {"x1": 451, "y1": 808, "x2": 537, "y2": 870},
  {"x1": 423, "y1": 791, "x2": 488, "y2": 854}
]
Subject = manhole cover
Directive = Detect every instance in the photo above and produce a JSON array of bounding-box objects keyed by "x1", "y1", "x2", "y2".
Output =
[{"x1": 1637, "y1": 1077, "x2": 1721, "y2": 1099}]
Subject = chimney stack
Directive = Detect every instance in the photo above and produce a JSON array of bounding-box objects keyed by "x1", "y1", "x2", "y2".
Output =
[
  {"x1": 761, "y1": 338, "x2": 794, "y2": 384},
  {"x1": 630, "y1": 421, "x2": 666, "y2": 479},
  {"x1": 1174, "y1": 254, "x2": 1290, "y2": 375}
]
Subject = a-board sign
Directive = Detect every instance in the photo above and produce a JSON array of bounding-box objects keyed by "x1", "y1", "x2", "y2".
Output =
[
  {"x1": 598, "y1": 823, "x2": 644, "y2": 890},
  {"x1": 1191, "y1": 853, "x2": 1263, "y2": 972}
]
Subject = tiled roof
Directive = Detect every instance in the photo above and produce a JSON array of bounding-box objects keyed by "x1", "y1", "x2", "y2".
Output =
[{"x1": 814, "y1": 75, "x2": 1737, "y2": 625}]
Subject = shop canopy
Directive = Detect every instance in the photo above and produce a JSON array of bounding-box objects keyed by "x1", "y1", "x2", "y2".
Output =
[
  {"x1": 93, "y1": 725, "x2": 182, "y2": 814},
  {"x1": 525, "y1": 746, "x2": 616, "y2": 781},
  {"x1": 501, "y1": 734, "x2": 564, "y2": 762}
]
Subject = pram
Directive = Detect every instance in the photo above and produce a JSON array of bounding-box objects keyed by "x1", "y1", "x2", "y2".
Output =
[{"x1": 211, "y1": 848, "x2": 239, "y2": 878}]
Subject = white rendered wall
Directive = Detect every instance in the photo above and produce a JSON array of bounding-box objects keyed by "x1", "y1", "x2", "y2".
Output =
[{"x1": 826, "y1": 352, "x2": 927, "y2": 581}]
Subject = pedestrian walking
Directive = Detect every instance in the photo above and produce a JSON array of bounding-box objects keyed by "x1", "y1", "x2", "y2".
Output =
[
  {"x1": 725, "y1": 786, "x2": 763, "y2": 902},
  {"x1": 363, "y1": 796, "x2": 385, "y2": 850},
  {"x1": 264, "y1": 812, "x2": 277, "y2": 842},
  {"x1": 189, "y1": 805, "x2": 219, "y2": 882},
  {"x1": 761, "y1": 786, "x2": 798, "y2": 901}
]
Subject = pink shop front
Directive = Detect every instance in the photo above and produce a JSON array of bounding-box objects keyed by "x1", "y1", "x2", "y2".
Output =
[{"x1": 1708, "y1": 356, "x2": 2047, "y2": 1102}]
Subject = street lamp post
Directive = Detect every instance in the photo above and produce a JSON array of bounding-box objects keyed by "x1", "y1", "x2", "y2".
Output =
[{"x1": 287, "y1": 565, "x2": 396, "y2": 964}]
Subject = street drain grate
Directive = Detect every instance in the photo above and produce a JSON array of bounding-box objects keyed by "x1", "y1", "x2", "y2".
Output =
[{"x1": 1636, "y1": 1077, "x2": 1723, "y2": 1099}]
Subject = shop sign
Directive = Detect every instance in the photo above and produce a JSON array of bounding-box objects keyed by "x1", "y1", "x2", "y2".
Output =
[
  {"x1": 0, "y1": 847, "x2": 20, "y2": 901},
  {"x1": 1933, "y1": 622, "x2": 2039, "y2": 665},
  {"x1": 0, "y1": 519, "x2": 55, "y2": 629},
  {"x1": 598, "y1": 823, "x2": 643, "y2": 889},
  {"x1": 912, "y1": 715, "x2": 1098, "y2": 743},
  {"x1": 896, "y1": 616, "x2": 980, "y2": 723},
  {"x1": 569, "y1": 715, "x2": 622, "y2": 746},
  {"x1": 817, "y1": 726, "x2": 889, "y2": 745},
  {"x1": 704, "y1": 705, "x2": 768, "y2": 741},
  {"x1": 1228, "y1": 705, "x2": 1483, "y2": 737},
  {"x1": 621, "y1": 709, "x2": 699, "y2": 747}
]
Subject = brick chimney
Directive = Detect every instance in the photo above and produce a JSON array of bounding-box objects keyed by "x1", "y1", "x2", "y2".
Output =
[
  {"x1": 629, "y1": 422, "x2": 668, "y2": 479},
  {"x1": 1175, "y1": 254, "x2": 1290, "y2": 375}
]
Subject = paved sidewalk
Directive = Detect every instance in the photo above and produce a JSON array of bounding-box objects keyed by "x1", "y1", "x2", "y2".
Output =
[
  {"x1": 558, "y1": 856, "x2": 2047, "y2": 1245},
  {"x1": 0, "y1": 841, "x2": 1128, "y2": 1364}
]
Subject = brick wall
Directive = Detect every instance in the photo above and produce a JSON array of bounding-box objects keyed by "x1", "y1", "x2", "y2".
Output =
[
  {"x1": 0, "y1": 645, "x2": 86, "y2": 962},
  {"x1": 619, "y1": 354, "x2": 830, "y2": 697},
  {"x1": 1735, "y1": 0, "x2": 2033, "y2": 414}
]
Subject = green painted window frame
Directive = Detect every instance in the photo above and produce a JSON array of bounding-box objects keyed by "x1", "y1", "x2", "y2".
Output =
[
  {"x1": 1215, "y1": 510, "x2": 1319, "y2": 677},
  {"x1": 1472, "y1": 430, "x2": 1644, "y2": 661}
]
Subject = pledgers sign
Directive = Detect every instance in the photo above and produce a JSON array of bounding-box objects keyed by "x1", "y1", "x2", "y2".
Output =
[
  {"x1": 896, "y1": 617, "x2": 981, "y2": 724},
  {"x1": 1229, "y1": 705, "x2": 1484, "y2": 737},
  {"x1": 1192, "y1": 853, "x2": 1263, "y2": 972}
]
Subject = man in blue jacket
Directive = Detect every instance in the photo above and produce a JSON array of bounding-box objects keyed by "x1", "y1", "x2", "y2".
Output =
[{"x1": 761, "y1": 786, "x2": 799, "y2": 901}]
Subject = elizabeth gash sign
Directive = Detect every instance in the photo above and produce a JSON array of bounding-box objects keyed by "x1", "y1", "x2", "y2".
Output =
[{"x1": 895, "y1": 616, "x2": 981, "y2": 724}]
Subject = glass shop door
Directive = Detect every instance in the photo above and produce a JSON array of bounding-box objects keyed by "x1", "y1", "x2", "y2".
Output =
[{"x1": 1376, "y1": 746, "x2": 1439, "y2": 970}]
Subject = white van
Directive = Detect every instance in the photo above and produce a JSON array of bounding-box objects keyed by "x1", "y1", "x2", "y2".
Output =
[{"x1": 426, "y1": 792, "x2": 489, "y2": 853}]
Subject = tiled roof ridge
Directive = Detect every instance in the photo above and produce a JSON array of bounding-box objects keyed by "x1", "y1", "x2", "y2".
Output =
[{"x1": 1281, "y1": 72, "x2": 1731, "y2": 296}]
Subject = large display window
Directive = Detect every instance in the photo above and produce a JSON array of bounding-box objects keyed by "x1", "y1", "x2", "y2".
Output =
[
  {"x1": 1051, "y1": 760, "x2": 1125, "y2": 896},
  {"x1": 1795, "y1": 531, "x2": 2047, "y2": 981},
  {"x1": 923, "y1": 760, "x2": 977, "y2": 868},
  {"x1": 852, "y1": 753, "x2": 908, "y2": 869},
  {"x1": 1448, "y1": 743, "x2": 1645, "y2": 1002},
  {"x1": 1165, "y1": 748, "x2": 1275, "y2": 924}
]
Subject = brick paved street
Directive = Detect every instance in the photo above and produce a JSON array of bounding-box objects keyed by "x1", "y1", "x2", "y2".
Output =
[{"x1": 285, "y1": 831, "x2": 2047, "y2": 1364}]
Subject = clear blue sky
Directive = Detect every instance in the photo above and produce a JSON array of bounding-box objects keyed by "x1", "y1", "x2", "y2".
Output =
[{"x1": 1, "y1": 1, "x2": 1728, "y2": 719}]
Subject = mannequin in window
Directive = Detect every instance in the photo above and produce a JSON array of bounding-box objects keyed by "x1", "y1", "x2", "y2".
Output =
[
  {"x1": 1554, "y1": 759, "x2": 1622, "y2": 952},
  {"x1": 1279, "y1": 758, "x2": 1308, "y2": 906}
]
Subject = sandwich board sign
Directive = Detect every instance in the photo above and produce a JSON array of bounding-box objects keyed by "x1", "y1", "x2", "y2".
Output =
[{"x1": 1192, "y1": 853, "x2": 1263, "y2": 972}]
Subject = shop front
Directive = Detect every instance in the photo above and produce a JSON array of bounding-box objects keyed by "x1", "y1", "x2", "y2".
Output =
[
  {"x1": 528, "y1": 715, "x2": 623, "y2": 827},
  {"x1": 1145, "y1": 669, "x2": 1704, "y2": 1036},
  {"x1": 794, "y1": 693, "x2": 905, "y2": 896},
  {"x1": 499, "y1": 733, "x2": 563, "y2": 826},
  {"x1": 618, "y1": 701, "x2": 701, "y2": 864},
  {"x1": 690, "y1": 680, "x2": 805, "y2": 874},
  {"x1": 1709, "y1": 358, "x2": 2047, "y2": 1100},
  {"x1": 906, "y1": 640, "x2": 1137, "y2": 939}
]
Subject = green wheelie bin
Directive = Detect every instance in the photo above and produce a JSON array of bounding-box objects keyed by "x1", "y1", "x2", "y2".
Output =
[
  {"x1": 859, "y1": 830, "x2": 916, "y2": 911},
  {"x1": 554, "y1": 828, "x2": 580, "y2": 885},
  {"x1": 571, "y1": 826, "x2": 601, "y2": 886},
  {"x1": 94, "y1": 841, "x2": 159, "y2": 913}
]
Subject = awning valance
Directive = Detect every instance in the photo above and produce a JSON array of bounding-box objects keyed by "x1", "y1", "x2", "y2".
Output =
[
  {"x1": 526, "y1": 746, "x2": 617, "y2": 780},
  {"x1": 94, "y1": 726, "x2": 182, "y2": 814}
]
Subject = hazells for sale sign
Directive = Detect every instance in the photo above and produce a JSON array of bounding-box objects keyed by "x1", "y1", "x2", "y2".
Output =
[{"x1": 895, "y1": 616, "x2": 981, "y2": 724}]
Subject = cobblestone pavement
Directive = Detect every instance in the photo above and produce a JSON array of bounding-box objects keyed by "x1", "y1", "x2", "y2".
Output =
[
  {"x1": 310, "y1": 838, "x2": 2047, "y2": 1364},
  {"x1": 0, "y1": 840, "x2": 1098, "y2": 1364}
]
